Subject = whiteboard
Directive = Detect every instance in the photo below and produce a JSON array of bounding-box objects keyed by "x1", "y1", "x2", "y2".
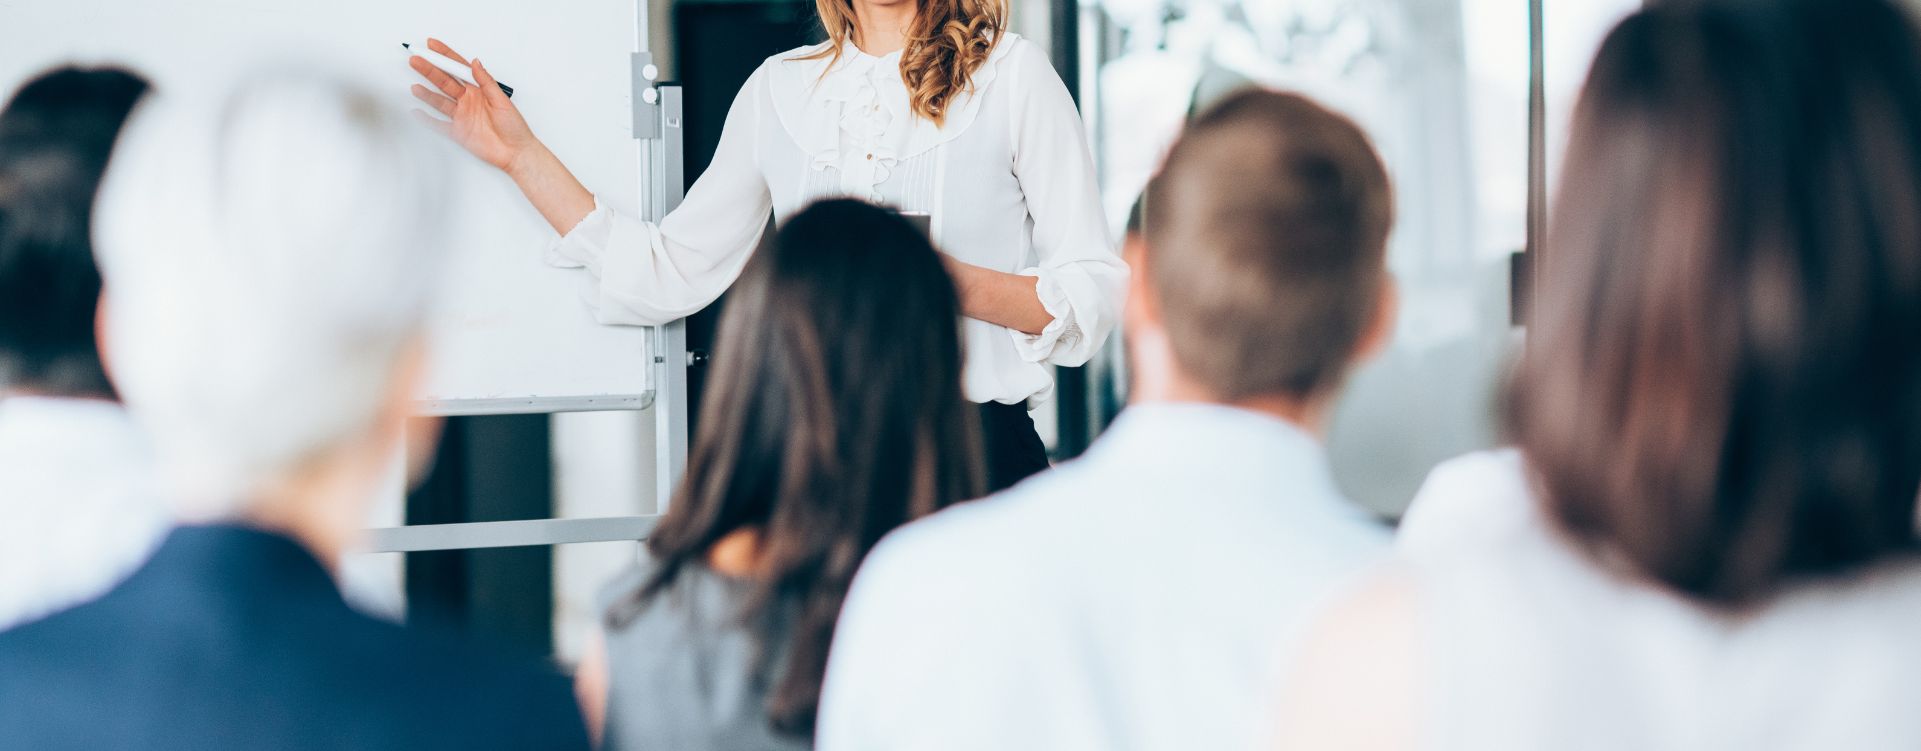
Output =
[{"x1": 0, "y1": 0, "x2": 657, "y2": 413}]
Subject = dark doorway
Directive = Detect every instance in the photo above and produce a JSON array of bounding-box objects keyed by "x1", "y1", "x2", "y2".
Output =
[
  {"x1": 672, "y1": 0, "x2": 823, "y2": 437},
  {"x1": 404, "y1": 414, "x2": 556, "y2": 661}
]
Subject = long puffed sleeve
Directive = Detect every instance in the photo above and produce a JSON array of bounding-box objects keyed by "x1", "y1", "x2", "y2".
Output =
[
  {"x1": 542, "y1": 68, "x2": 774, "y2": 325},
  {"x1": 1004, "y1": 46, "x2": 1128, "y2": 367}
]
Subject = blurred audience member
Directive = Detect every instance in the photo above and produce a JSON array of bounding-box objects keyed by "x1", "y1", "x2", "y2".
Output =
[
  {"x1": 0, "y1": 72, "x2": 588, "y2": 749},
  {"x1": 818, "y1": 89, "x2": 1398, "y2": 751},
  {"x1": 1279, "y1": 2, "x2": 1921, "y2": 748},
  {"x1": 573, "y1": 198, "x2": 983, "y2": 749},
  {"x1": 0, "y1": 66, "x2": 163, "y2": 632}
]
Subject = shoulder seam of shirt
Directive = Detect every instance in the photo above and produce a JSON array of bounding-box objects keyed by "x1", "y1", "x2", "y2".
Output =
[
  {"x1": 769, "y1": 40, "x2": 833, "y2": 68},
  {"x1": 749, "y1": 65, "x2": 763, "y2": 165}
]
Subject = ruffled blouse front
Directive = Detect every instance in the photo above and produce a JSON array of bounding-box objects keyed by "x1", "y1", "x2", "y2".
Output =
[
  {"x1": 809, "y1": 47, "x2": 911, "y2": 198},
  {"x1": 544, "y1": 33, "x2": 1125, "y2": 405},
  {"x1": 781, "y1": 43, "x2": 1001, "y2": 204}
]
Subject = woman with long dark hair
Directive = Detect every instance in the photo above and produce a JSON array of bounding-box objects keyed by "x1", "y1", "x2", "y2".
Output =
[
  {"x1": 1278, "y1": 1, "x2": 1921, "y2": 748},
  {"x1": 409, "y1": 0, "x2": 1123, "y2": 492},
  {"x1": 572, "y1": 198, "x2": 982, "y2": 748}
]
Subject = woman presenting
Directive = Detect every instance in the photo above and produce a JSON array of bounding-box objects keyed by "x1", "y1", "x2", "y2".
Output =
[{"x1": 408, "y1": 0, "x2": 1124, "y2": 492}]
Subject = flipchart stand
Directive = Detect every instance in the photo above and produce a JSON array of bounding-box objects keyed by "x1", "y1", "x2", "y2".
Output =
[{"x1": 363, "y1": 71, "x2": 689, "y2": 553}]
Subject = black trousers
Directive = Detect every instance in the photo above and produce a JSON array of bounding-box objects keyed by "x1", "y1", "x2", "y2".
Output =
[{"x1": 976, "y1": 401, "x2": 1051, "y2": 493}]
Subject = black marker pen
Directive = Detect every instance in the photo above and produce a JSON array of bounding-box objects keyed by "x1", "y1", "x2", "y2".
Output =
[{"x1": 402, "y1": 42, "x2": 513, "y2": 98}]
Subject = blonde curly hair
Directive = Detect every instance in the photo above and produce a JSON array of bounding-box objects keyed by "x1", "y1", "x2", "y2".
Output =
[{"x1": 803, "y1": 0, "x2": 1007, "y2": 125}]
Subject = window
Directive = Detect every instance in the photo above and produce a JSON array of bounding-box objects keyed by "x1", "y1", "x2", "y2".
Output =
[{"x1": 1077, "y1": 0, "x2": 1639, "y2": 514}]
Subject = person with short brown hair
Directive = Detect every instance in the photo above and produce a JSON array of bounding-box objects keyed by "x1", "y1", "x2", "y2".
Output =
[
  {"x1": 816, "y1": 88, "x2": 1398, "y2": 751},
  {"x1": 1143, "y1": 91, "x2": 1393, "y2": 404}
]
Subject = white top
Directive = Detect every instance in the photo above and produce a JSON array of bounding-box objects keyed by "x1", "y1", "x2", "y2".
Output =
[
  {"x1": 817, "y1": 403, "x2": 1391, "y2": 751},
  {"x1": 0, "y1": 397, "x2": 169, "y2": 630},
  {"x1": 1397, "y1": 450, "x2": 1921, "y2": 751},
  {"x1": 544, "y1": 34, "x2": 1126, "y2": 404}
]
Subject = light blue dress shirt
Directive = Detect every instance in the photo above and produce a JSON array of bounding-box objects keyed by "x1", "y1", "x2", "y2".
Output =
[{"x1": 817, "y1": 403, "x2": 1391, "y2": 751}]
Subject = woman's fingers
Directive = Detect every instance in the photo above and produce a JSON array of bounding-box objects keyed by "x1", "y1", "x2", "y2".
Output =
[
  {"x1": 426, "y1": 37, "x2": 470, "y2": 66},
  {"x1": 410, "y1": 109, "x2": 452, "y2": 137},
  {"x1": 410, "y1": 84, "x2": 457, "y2": 116},
  {"x1": 409, "y1": 55, "x2": 469, "y2": 100},
  {"x1": 471, "y1": 59, "x2": 511, "y2": 107}
]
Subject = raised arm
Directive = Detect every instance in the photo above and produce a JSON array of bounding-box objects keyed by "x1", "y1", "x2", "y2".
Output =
[
  {"x1": 408, "y1": 39, "x2": 594, "y2": 233},
  {"x1": 410, "y1": 39, "x2": 773, "y2": 324}
]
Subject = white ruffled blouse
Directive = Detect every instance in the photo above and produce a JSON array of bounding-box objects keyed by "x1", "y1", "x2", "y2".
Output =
[{"x1": 544, "y1": 33, "x2": 1125, "y2": 404}]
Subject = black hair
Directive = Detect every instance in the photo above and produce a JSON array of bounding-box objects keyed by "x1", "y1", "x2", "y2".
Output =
[
  {"x1": 0, "y1": 66, "x2": 150, "y2": 397},
  {"x1": 607, "y1": 198, "x2": 983, "y2": 736}
]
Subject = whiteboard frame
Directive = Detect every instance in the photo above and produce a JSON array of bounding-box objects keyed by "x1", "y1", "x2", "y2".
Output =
[
  {"x1": 415, "y1": 394, "x2": 654, "y2": 417},
  {"x1": 648, "y1": 84, "x2": 691, "y2": 516},
  {"x1": 407, "y1": 0, "x2": 665, "y2": 419},
  {"x1": 368, "y1": 515, "x2": 661, "y2": 552},
  {"x1": 367, "y1": 85, "x2": 685, "y2": 553}
]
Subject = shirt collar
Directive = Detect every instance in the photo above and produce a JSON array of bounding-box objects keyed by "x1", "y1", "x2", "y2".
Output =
[
  {"x1": 0, "y1": 395, "x2": 145, "y2": 455},
  {"x1": 843, "y1": 42, "x2": 903, "y2": 65},
  {"x1": 136, "y1": 523, "x2": 340, "y2": 602},
  {"x1": 1083, "y1": 401, "x2": 1341, "y2": 497},
  {"x1": 0, "y1": 394, "x2": 132, "y2": 426}
]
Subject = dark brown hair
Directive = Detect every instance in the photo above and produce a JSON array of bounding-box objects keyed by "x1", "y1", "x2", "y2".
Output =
[
  {"x1": 1142, "y1": 89, "x2": 1393, "y2": 401},
  {"x1": 1512, "y1": 0, "x2": 1921, "y2": 607},
  {"x1": 0, "y1": 66, "x2": 149, "y2": 396},
  {"x1": 607, "y1": 199, "x2": 983, "y2": 736}
]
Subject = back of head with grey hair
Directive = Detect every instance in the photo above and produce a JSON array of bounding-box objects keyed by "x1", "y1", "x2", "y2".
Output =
[{"x1": 92, "y1": 72, "x2": 449, "y2": 513}]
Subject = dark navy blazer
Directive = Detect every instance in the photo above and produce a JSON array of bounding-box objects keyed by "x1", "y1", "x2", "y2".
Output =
[{"x1": 0, "y1": 524, "x2": 590, "y2": 750}]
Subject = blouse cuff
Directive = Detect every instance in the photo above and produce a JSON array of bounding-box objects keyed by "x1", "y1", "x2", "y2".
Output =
[
  {"x1": 1010, "y1": 268, "x2": 1085, "y2": 362},
  {"x1": 541, "y1": 196, "x2": 613, "y2": 273}
]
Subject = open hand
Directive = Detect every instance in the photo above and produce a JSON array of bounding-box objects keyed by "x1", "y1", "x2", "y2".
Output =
[{"x1": 408, "y1": 38, "x2": 539, "y2": 174}]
